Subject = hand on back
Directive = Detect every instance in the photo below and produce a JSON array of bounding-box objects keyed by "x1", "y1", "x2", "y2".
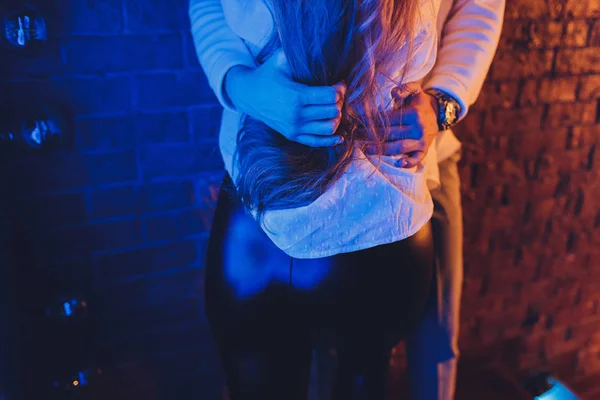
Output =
[{"x1": 362, "y1": 83, "x2": 440, "y2": 168}]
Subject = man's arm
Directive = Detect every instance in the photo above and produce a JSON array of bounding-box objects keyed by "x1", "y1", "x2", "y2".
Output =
[
  {"x1": 423, "y1": 0, "x2": 506, "y2": 121},
  {"x1": 188, "y1": 0, "x2": 257, "y2": 111}
]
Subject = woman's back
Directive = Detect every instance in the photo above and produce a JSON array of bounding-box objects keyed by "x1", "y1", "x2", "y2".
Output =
[{"x1": 196, "y1": 0, "x2": 443, "y2": 258}]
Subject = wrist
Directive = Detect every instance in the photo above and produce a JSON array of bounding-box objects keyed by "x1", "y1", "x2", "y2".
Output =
[
  {"x1": 224, "y1": 65, "x2": 254, "y2": 112},
  {"x1": 427, "y1": 93, "x2": 440, "y2": 121}
]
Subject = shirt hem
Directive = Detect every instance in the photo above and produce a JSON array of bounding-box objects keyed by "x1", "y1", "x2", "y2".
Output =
[{"x1": 283, "y1": 218, "x2": 432, "y2": 260}]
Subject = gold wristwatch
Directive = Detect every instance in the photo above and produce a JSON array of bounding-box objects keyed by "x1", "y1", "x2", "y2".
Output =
[{"x1": 425, "y1": 88, "x2": 462, "y2": 131}]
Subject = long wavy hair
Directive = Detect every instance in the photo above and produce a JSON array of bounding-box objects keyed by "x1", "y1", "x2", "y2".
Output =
[{"x1": 233, "y1": 0, "x2": 419, "y2": 222}]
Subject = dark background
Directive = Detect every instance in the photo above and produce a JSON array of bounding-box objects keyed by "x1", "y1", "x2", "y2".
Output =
[{"x1": 0, "y1": 0, "x2": 599, "y2": 398}]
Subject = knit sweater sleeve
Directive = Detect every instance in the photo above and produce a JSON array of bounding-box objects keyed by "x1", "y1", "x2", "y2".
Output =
[
  {"x1": 188, "y1": 0, "x2": 257, "y2": 112},
  {"x1": 423, "y1": 0, "x2": 505, "y2": 120}
]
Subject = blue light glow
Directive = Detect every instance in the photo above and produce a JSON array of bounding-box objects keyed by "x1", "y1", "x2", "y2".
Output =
[
  {"x1": 536, "y1": 378, "x2": 580, "y2": 400},
  {"x1": 78, "y1": 371, "x2": 87, "y2": 386},
  {"x1": 62, "y1": 301, "x2": 72, "y2": 317},
  {"x1": 223, "y1": 210, "x2": 331, "y2": 298}
]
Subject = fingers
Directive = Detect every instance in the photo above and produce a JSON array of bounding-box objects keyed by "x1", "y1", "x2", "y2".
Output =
[
  {"x1": 299, "y1": 99, "x2": 343, "y2": 121},
  {"x1": 355, "y1": 124, "x2": 423, "y2": 142},
  {"x1": 381, "y1": 139, "x2": 423, "y2": 156},
  {"x1": 290, "y1": 83, "x2": 345, "y2": 143},
  {"x1": 295, "y1": 134, "x2": 344, "y2": 147},
  {"x1": 302, "y1": 81, "x2": 346, "y2": 105},
  {"x1": 385, "y1": 104, "x2": 420, "y2": 126},
  {"x1": 386, "y1": 125, "x2": 421, "y2": 141},
  {"x1": 388, "y1": 87, "x2": 430, "y2": 126},
  {"x1": 282, "y1": 82, "x2": 345, "y2": 145},
  {"x1": 399, "y1": 107, "x2": 419, "y2": 126},
  {"x1": 364, "y1": 139, "x2": 423, "y2": 156},
  {"x1": 394, "y1": 151, "x2": 425, "y2": 168},
  {"x1": 332, "y1": 81, "x2": 347, "y2": 99},
  {"x1": 298, "y1": 118, "x2": 341, "y2": 135}
]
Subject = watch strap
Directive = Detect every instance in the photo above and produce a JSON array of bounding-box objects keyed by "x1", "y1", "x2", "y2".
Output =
[{"x1": 425, "y1": 88, "x2": 461, "y2": 131}]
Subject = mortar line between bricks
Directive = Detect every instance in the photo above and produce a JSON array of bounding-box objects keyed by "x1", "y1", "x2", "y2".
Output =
[
  {"x1": 121, "y1": 0, "x2": 129, "y2": 34},
  {"x1": 188, "y1": 103, "x2": 222, "y2": 110},
  {"x1": 181, "y1": 28, "x2": 192, "y2": 68},
  {"x1": 135, "y1": 103, "x2": 219, "y2": 113},
  {"x1": 50, "y1": 215, "x2": 138, "y2": 231},
  {"x1": 586, "y1": 20, "x2": 594, "y2": 47},
  {"x1": 129, "y1": 74, "x2": 138, "y2": 110},
  {"x1": 90, "y1": 176, "x2": 210, "y2": 190},
  {"x1": 79, "y1": 146, "x2": 138, "y2": 153},
  {"x1": 99, "y1": 321, "x2": 200, "y2": 345},
  {"x1": 140, "y1": 208, "x2": 148, "y2": 242},
  {"x1": 84, "y1": 212, "x2": 146, "y2": 226},
  {"x1": 186, "y1": 107, "x2": 195, "y2": 141},
  {"x1": 138, "y1": 204, "x2": 212, "y2": 219},
  {"x1": 31, "y1": 184, "x2": 138, "y2": 197},
  {"x1": 134, "y1": 146, "x2": 143, "y2": 186},
  {"x1": 63, "y1": 31, "x2": 189, "y2": 38},
  {"x1": 77, "y1": 148, "x2": 138, "y2": 155},
  {"x1": 142, "y1": 141, "x2": 220, "y2": 152},
  {"x1": 28, "y1": 179, "x2": 141, "y2": 198},
  {"x1": 132, "y1": 69, "x2": 210, "y2": 77},
  {"x1": 60, "y1": 72, "x2": 137, "y2": 79},
  {"x1": 133, "y1": 141, "x2": 219, "y2": 151},
  {"x1": 59, "y1": 30, "x2": 188, "y2": 38},
  {"x1": 91, "y1": 236, "x2": 209, "y2": 263},
  {"x1": 19, "y1": 187, "x2": 89, "y2": 197},
  {"x1": 550, "y1": 48, "x2": 559, "y2": 78},
  {"x1": 514, "y1": 78, "x2": 525, "y2": 108},
  {"x1": 84, "y1": 187, "x2": 93, "y2": 219},
  {"x1": 78, "y1": 175, "x2": 218, "y2": 191},
  {"x1": 180, "y1": 65, "x2": 204, "y2": 72},
  {"x1": 73, "y1": 107, "x2": 212, "y2": 119},
  {"x1": 575, "y1": 76, "x2": 584, "y2": 100},
  {"x1": 91, "y1": 234, "x2": 209, "y2": 257},
  {"x1": 3, "y1": 73, "x2": 139, "y2": 83},
  {"x1": 95, "y1": 262, "x2": 203, "y2": 288},
  {"x1": 58, "y1": 38, "x2": 68, "y2": 76}
]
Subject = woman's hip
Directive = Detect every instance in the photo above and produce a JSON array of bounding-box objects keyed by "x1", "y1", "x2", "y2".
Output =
[{"x1": 204, "y1": 174, "x2": 434, "y2": 333}]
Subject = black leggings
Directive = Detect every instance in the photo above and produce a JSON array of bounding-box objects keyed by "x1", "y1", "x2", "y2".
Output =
[{"x1": 205, "y1": 175, "x2": 434, "y2": 400}]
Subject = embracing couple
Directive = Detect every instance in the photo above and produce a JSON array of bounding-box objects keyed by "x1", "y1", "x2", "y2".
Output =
[{"x1": 189, "y1": 0, "x2": 505, "y2": 398}]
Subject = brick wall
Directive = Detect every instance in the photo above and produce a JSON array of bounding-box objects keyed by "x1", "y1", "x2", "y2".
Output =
[
  {"x1": 452, "y1": 0, "x2": 600, "y2": 397},
  {"x1": 0, "y1": 0, "x2": 599, "y2": 398},
  {"x1": 0, "y1": 1, "x2": 223, "y2": 398}
]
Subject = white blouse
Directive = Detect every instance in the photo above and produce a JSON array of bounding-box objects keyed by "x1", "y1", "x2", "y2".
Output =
[{"x1": 192, "y1": 0, "x2": 459, "y2": 258}]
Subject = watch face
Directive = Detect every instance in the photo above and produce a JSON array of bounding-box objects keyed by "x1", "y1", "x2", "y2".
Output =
[{"x1": 445, "y1": 102, "x2": 457, "y2": 123}]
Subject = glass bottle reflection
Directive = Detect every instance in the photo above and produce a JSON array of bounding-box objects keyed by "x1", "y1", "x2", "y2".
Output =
[
  {"x1": 0, "y1": 116, "x2": 62, "y2": 150},
  {"x1": 45, "y1": 298, "x2": 89, "y2": 320},
  {"x1": 2, "y1": 4, "x2": 47, "y2": 55}
]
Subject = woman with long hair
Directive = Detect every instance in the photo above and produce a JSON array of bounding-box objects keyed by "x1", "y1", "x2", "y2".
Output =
[{"x1": 190, "y1": 0, "x2": 445, "y2": 398}]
